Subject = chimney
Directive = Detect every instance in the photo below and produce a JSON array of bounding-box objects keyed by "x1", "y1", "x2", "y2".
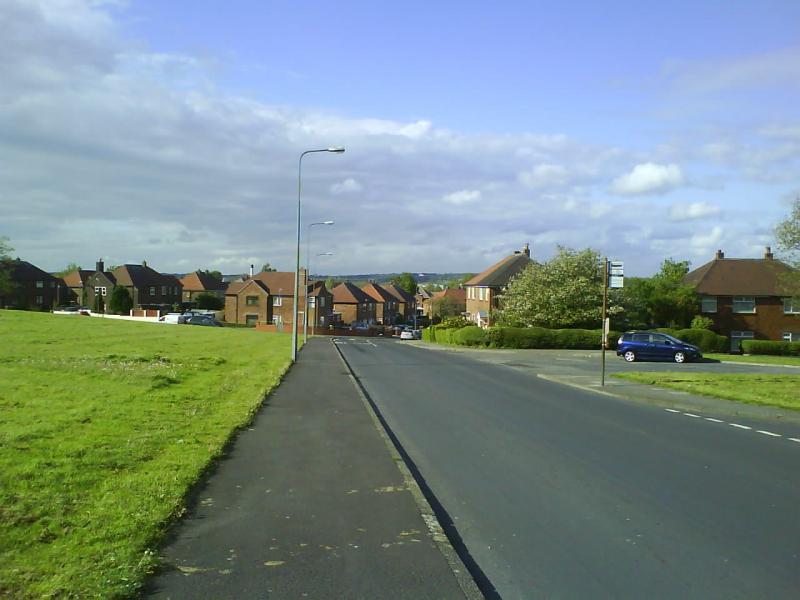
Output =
[
  {"x1": 523, "y1": 243, "x2": 530, "y2": 258},
  {"x1": 96, "y1": 258, "x2": 104, "y2": 272},
  {"x1": 715, "y1": 249, "x2": 724, "y2": 260},
  {"x1": 764, "y1": 246, "x2": 774, "y2": 260},
  {"x1": 249, "y1": 264, "x2": 254, "y2": 277}
]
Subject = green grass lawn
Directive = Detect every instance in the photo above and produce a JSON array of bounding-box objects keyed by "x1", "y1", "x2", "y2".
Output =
[
  {"x1": 0, "y1": 310, "x2": 291, "y2": 598},
  {"x1": 704, "y1": 353, "x2": 800, "y2": 367},
  {"x1": 613, "y1": 371, "x2": 800, "y2": 410}
]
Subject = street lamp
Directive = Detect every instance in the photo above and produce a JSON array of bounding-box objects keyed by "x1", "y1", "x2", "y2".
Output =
[
  {"x1": 310, "y1": 251, "x2": 334, "y2": 338},
  {"x1": 292, "y1": 147, "x2": 345, "y2": 362},
  {"x1": 304, "y1": 221, "x2": 334, "y2": 344}
]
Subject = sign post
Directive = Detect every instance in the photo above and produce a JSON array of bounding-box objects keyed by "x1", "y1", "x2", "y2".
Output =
[{"x1": 601, "y1": 260, "x2": 623, "y2": 387}]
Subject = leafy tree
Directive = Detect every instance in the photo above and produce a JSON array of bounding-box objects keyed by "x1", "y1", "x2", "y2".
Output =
[
  {"x1": 391, "y1": 272, "x2": 418, "y2": 296},
  {"x1": 325, "y1": 277, "x2": 336, "y2": 291},
  {"x1": 0, "y1": 237, "x2": 14, "y2": 297},
  {"x1": 775, "y1": 197, "x2": 800, "y2": 265},
  {"x1": 261, "y1": 263, "x2": 277, "y2": 272},
  {"x1": 691, "y1": 315, "x2": 715, "y2": 330},
  {"x1": 446, "y1": 273, "x2": 475, "y2": 289},
  {"x1": 207, "y1": 270, "x2": 223, "y2": 281},
  {"x1": 196, "y1": 292, "x2": 224, "y2": 310},
  {"x1": 55, "y1": 263, "x2": 82, "y2": 277},
  {"x1": 108, "y1": 286, "x2": 133, "y2": 314},
  {"x1": 429, "y1": 295, "x2": 463, "y2": 320},
  {"x1": 618, "y1": 259, "x2": 699, "y2": 329},
  {"x1": 499, "y1": 247, "x2": 615, "y2": 329}
]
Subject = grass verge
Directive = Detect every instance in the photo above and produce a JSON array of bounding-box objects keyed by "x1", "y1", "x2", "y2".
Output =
[
  {"x1": 613, "y1": 371, "x2": 800, "y2": 410},
  {"x1": 704, "y1": 353, "x2": 800, "y2": 367},
  {"x1": 0, "y1": 310, "x2": 291, "y2": 598}
]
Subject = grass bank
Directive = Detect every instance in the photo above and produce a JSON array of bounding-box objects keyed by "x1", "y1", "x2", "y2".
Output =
[
  {"x1": 0, "y1": 310, "x2": 291, "y2": 598},
  {"x1": 613, "y1": 371, "x2": 800, "y2": 410},
  {"x1": 704, "y1": 353, "x2": 800, "y2": 367}
]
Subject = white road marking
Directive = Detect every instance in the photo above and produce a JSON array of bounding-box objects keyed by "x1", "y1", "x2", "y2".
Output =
[
  {"x1": 730, "y1": 423, "x2": 752, "y2": 430},
  {"x1": 683, "y1": 413, "x2": 702, "y2": 418},
  {"x1": 664, "y1": 408, "x2": 680, "y2": 413},
  {"x1": 756, "y1": 430, "x2": 781, "y2": 437},
  {"x1": 704, "y1": 417, "x2": 724, "y2": 423},
  {"x1": 789, "y1": 438, "x2": 800, "y2": 444}
]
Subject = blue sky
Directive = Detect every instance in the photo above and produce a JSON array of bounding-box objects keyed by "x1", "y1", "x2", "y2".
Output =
[{"x1": 2, "y1": 0, "x2": 799, "y2": 276}]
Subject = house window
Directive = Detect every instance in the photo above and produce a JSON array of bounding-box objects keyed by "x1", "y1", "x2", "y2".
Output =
[
  {"x1": 273, "y1": 296, "x2": 282, "y2": 307},
  {"x1": 160, "y1": 286, "x2": 166, "y2": 295},
  {"x1": 319, "y1": 297, "x2": 325, "y2": 307},
  {"x1": 309, "y1": 297, "x2": 316, "y2": 307},
  {"x1": 95, "y1": 286, "x2": 100, "y2": 294},
  {"x1": 245, "y1": 314, "x2": 258, "y2": 327},
  {"x1": 272, "y1": 315, "x2": 281, "y2": 324},
  {"x1": 783, "y1": 298, "x2": 800, "y2": 314},
  {"x1": 50, "y1": 281, "x2": 55, "y2": 288},
  {"x1": 36, "y1": 280, "x2": 44, "y2": 288},
  {"x1": 245, "y1": 296, "x2": 259, "y2": 306},
  {"x1": 35, "y1": 295, "x2": 43, "y2": 305},
  {"x1": 700, "y1": 296, "x2": 717, "y2": 313},
  {"x1": 730, "y1": 330, "x2": 754, "y2": 352},
  {"x1": 783, "y1": 332, "x2": 800, "y2": 342},
  {"x1": 732, "y1": 296, "x2": 755, "y2": 313},
  {"x1": 101, "y1": 287, "x2": 107, "y2": 297},
  {"x1": 149, "y1": 286, "x2": 156, "y2": 295}
]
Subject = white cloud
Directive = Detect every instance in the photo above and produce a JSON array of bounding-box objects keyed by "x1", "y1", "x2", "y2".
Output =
[
  {"x1": 518, "y1": 164, "x2": 570, "y2": 189},
  {"x1": 611, "y1": 163, "x2": 684, "y2": 196},
  {"x1": 330, "y1": 178, "x2": 363, "y2": 195},
  {"x1": 442, "y1": 190, "x2": 481, "y2": 205},
  {"x1": 669, "y1": 202, "x2": 720, "y2": 222}
]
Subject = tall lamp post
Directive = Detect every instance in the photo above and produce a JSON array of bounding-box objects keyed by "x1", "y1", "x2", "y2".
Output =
[
  {"x1": 304, "y1": 220, "x2": 334, "y2": 344},
  {"x1": 310, "y1": 251, "x2": 334, "y2": 338},
  {"x1": 292, "y1": 147, "x2": 345, "y2": 362}
]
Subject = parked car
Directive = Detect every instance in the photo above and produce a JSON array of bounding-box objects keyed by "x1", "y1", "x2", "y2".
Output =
[
  {"x1": 158, "y1": 313, "x2": 187, "y2": 324},
  {"x1": 399, "y1": 327, "x2": 421, "y2": 340},
  {"x1": 616, "y1": 331, "x2": 702, "y2": 363},
  {"x1": 186, "y1": 316, "x2": 224, "y2": 327},
  {"x1": 53, "y1": 305, "x2": 81, "y2": 315}
]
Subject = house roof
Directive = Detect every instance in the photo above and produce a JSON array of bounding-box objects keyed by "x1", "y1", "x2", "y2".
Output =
[
  {"x1": 62, "y1": 269, "x2": 95, "y2": 287},
  {"x1": 464, "y1": 251, "x2": 532, "y2": 287},
  {"x1": 432, "y1": 288, "x2": 466, "y2": 302},
  {"x1": 361, "y1": 282, "x2": 396, "y2": 303},
  {"x1": 111, "y1": 264, "x2": 181, "y2": 288},
  {"x1": 384, "y1": 283, "x2": 416, "y2": 304},
  {"x1": 251, "y1": 271, "x2": 297, "y2": 295},
  {"x1": 416, "y1": 288, "x2": 433, "y2": 300},
  {"x1": 308, "y1": 281, "x2": 329, "y2": 297},
  {"x1": 226, "y1": 279, "x2": 270, "y2": 296},
  {"x1": 7, "y1": 260, "x2": 58, "y2": 282},
  {"x1": 180, "y1": 271, "x2": 226, "y2": 292},
  {"x1": 332, "y1": 281, "x2": 375, "y2": 304},
  {"x1": 683, "y1": 255, "x2": 799, "y2": 296}
]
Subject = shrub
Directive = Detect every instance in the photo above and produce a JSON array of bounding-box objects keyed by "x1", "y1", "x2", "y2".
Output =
[
  {"x1": 742, "y1": 340, "x2": 800, "y2": 356},
  {"x1": 672, "y1": 328, "x2": 728, "y2": 353},
  {"x1": 454, "y1": 326, "x2": 488, "y2": 346},
  {"x1": 196, "y1": 293, "x2": 224, "y2": 310},
  {"x1": 440, "y1": 316, "x2": 470, "y2": 329},
  {"x1": 690, "y1": 315, "x2": 715, "y2": 330},
  {"x1": 108, "y1": 286, "x2": 133, "y2": 315}
]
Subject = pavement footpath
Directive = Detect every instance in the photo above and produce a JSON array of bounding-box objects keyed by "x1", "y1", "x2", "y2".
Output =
[{"x1": 145, "y1": 337, "x2": 471, "y2": 599}]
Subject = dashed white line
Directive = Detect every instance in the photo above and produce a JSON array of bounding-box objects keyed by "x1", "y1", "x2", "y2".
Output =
[
  {"x1": 704, "y1": 417, "x2": 724, "y2": 423},
  {"x1": 757, "y1": 430, "x2": 781, "y2": 437},
  {"x1": 683, "y1": 413, "x2": 702, "y2": 418},
  {"x1": 789, "y1": 438, "x2": 800, "y2": 444},
  {"x1": 730, "y1": 423, "x2": 752, "y2": 430},
  {"x1": 664, "y1": 408, "x2": 680, "y2": 413}
]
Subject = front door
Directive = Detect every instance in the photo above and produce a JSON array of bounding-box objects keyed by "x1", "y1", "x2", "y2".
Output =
[{"x1": 245, "y1": 314, "x2": 258, "y2": 327}]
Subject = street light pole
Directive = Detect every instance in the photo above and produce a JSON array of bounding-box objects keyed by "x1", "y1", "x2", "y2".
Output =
[
  {"x1": 304, "y1": 221, "x2": 334, "y2": 344},
  {"x1": 292, "y1": 147, "x2": 344, "y2": 363}
]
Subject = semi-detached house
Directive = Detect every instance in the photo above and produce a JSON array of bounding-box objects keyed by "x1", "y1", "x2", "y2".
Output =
[
  {"x1": 683, "y1": 248, "x2": 800, "y2": 351},
  {"x1": 464, "y1": 244, "x2": 532, "y2": 327}
]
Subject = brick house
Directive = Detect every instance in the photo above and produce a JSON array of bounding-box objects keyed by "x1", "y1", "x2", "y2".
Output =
[
  {"x1": 179, "y1": 271, "x2": 227, "y2": 304},
  {"x1": 430, "y1": 287, "x2": 467, "y2": 319},
  {"x1": 332, "y1": 281, "x2": 377, "y2": 326},
  {"x1": 61, "y1": 268, "x2": 95, "y2": 305},
  {"x1": 225, "y1": 270, "x2": 333, "y2": 328},
  {"x1": 0, "y1": 259, "x2": 66, "y2": 310},
  {"x1": 415, "y1": 288, "x2": 433, "y2": 317},
  {"x1": 464, "y1": 244, "x2": 532, "y2": 327},
  {"x1": 84, "y1": 261, "x2": 183, "y2": 313},
  {"x1": 684, "y1": 248, "x2": 800, "y2": 350},
  {"x1": 384, "y1": 283, "x2": 417, "y2": 322},
  {"x1": 361, "y1": 282, "x2": 399, "y2": 325}
]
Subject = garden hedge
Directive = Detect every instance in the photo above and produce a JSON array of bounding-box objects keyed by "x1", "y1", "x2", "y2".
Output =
[
  {"x1": 424, "y1": 325, "x2": 619, "y2": 350},
  {"x1": 741, "y1": 340, "x2": 800, "y2": 356}
]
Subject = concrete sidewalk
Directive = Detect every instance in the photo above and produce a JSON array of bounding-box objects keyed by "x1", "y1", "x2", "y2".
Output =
[{"x1": 146, "y1": 338, "x2": 470, "y2": 599}]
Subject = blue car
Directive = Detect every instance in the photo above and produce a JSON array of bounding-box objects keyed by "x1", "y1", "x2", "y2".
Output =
[{"x1": 616, "y1": 331, "x2": 702, "y2": 364}]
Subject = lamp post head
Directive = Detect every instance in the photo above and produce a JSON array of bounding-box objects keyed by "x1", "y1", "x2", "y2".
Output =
[
  {"x1": 327, "y1": 146, "x2": 345, "y2": 153},
  {"x1": 317, "y1": 252, "x2": 334, "y2": 257},
  {"x1": 323, "y1": 220, "x2": 334, "y2": 225}
]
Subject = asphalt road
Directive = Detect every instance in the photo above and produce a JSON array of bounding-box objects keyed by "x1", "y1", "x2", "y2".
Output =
[{"x1": 336, "y1": 338, "x2": 800, "y2": 599}]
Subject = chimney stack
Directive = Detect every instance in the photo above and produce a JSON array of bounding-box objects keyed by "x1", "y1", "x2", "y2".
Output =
[
  {"x1": 715, "y1": 249, "x2": 725, "y2": 260},
  {"x1": 249, "y1": 264, "x2": 254, "y2": 277},
  {"x1": 764, "y1": 246, "x2": 774, "y2": 260},
  {"x1": 523, "y1": 243, "x2": 531, "y2": 258},
  {"x1": 96, "y1": 258, "x2": 104, "y2": 272}
]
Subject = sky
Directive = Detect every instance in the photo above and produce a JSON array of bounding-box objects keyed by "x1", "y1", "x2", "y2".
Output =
[{"x1": 1, "y1": 0, "x2": 799, "y2": 277}]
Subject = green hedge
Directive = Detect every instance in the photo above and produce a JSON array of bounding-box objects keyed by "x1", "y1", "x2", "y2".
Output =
[
  {"x1": 424, "y1": 325, "x2": 619, "y2": 350},
  {"x1": 742, "y1": 340, "x2": 800, "y2": 356},
  {"x1": 655, "y1": 328, "x2": 729, "y2": 353}
]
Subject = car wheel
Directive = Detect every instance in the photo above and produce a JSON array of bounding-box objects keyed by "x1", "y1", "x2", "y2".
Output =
[
  {"x1": 674, "y1": 351, "x2": 686, "y2": 364},
  {"x1": 623, "y1": 350, "x2": 636, "y2": 362}
]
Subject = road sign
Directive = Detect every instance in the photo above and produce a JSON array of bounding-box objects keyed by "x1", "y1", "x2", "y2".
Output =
[
  {"x1": 609, "y1": 275, "x2": 624, "y2": 288},
  {"x1": 609, "y1": 261, "x2": 624, "y2": 276}
]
